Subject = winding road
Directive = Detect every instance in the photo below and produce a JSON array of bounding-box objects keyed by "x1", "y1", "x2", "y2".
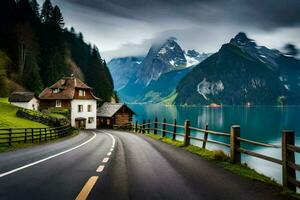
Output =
[{"x1": 0, "y1": 130, "x2": 288, "y2": 200}]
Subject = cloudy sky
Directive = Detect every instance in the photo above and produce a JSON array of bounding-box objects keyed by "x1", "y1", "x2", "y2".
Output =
[{"x1": 41, "y1": 0, "x2": 300, "y2": 61}]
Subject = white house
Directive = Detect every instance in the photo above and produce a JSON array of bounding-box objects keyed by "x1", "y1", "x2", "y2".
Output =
[
  {"x1": 38, "y1": 76, "x2": 100, "y2": 129},
  {"x1": 9, "y1": 92, "x2": 39, "y2": 110}
]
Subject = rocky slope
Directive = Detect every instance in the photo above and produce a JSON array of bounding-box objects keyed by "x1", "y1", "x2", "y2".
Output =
[{"x1": 175, "y1": 32, "x2": 300, "y2": 105}]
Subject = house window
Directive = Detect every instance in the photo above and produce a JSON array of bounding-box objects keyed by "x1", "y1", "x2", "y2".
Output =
[
  {"x1": 53, "y1": 88, "x2": 60, "y2": 93},
  {"x1": 79, "y1": 90, "x2": 85, "y2": 96},
  {"x1": 88, "y1": 117, "x2": 94, "y2": 124},
  {"x1": 88, "y1": 105, "x2": 92, "y2": 112},
  {"x1": 56, "y1": 100, "x2": 61, "y2": 107},
  {"x1": 78, "y1": 105, "x2": 83, "y2": 112}
]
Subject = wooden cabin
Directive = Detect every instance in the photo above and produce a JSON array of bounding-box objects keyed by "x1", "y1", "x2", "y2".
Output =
[{"x1": 97, "y1": 103, "x2": 136, "y2": 128}]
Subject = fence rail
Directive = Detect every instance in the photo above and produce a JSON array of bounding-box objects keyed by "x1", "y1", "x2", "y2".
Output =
[
  {"x1": 0, "y1": 125, "x2": 72, "y2": 146},
  {"x1": 132, "y1": 117, "x2": 300, "y2": 192}
]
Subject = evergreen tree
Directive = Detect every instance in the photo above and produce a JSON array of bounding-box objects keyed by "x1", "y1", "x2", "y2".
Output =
[
  {"x1": 41, "y1": 0, "x2": 53, "y2": 23},
  {"x1": 29, "y1": 0, "x2": 39, "y2": 18},
  {"x1": 51, "y1": 6, "x2": 64, "y2": 28},
  {"x1": 0, "y1": 51, "x2": 10, "y2": 97}
]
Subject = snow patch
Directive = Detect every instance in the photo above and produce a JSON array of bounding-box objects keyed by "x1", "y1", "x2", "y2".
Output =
[
  {"x1": 197, "y1": 79, "x2": 224, "y2": 100},
  {"x1": 169, "y1": 60, "x2": 175, "y2": 66},
  {"x1": 185, "y1": 55, "x2": 200, "y2": 67},
  {"x1": 284, "y1": 84, "x2": 290, "y2": 90},
  {"x1": 158, "y1": 48, "x2": 167, "y2": 55}
]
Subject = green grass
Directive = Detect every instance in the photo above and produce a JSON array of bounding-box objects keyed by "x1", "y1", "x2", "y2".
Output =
[
  {"x1": 48, "y1": 113, "x2": 66, "y2": 119},
  {"x1": 160, "y1": 91, "x2": 178, "y2": 105},
  {"x1": 143, "y1": 132, "x2": 300, "y2": 200},
  {"x1": 0, "y1": 98, "x2": 47, "y2": 128}
]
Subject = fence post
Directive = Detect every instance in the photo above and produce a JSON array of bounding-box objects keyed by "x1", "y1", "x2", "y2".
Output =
[
  {"x1": 148, "y1": 119, "x2": 151, "y2": 134},
  {"x1": 154, "y1": 117, "x2": 158, "y2": 135},
  {"x1": 24, "y1": 128, "x2": 27, "y2": 143},
  {"x1": 135, "y1": 121, "x2": 138, "y2": 132},
  {"x1": 183, "y1": 120, "x2": 190, "y2": 146},
  {"x1": 282, "y1": 130, "x2": 296, "y2": 192},
  {"x1": 8, "y1": 128, "x2": 12, "y2": 146},
  {"x1": 230, "y1": 125, "x2": 241, "y2": 163},
  {"x1": 202, "y1": 124, "x2": 209, "y2": 149},
  {"x1": 172, "y1": 119, "x2": 177, "y2": 140},
  {"x1": 39, "y1": 128, "x2": 42, "y2": 142},
  {"x1": 139, "y1": 121, "x2": 142, "y2": 133},
  {"x1": 142, "y1": 120, "x2": 145, "y2": 134},
  {"x1": 162, "y1": 118, "x2": 166, "y2": 137},
  {"x1": 44, "y1": 128, "x2": 47, "y2": 141},
  {"x1": 31, "y1": 128, "x2": 34, "y2": 143}
]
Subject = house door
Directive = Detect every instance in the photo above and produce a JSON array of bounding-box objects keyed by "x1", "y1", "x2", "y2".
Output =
[{"x1": 75, "y1": 118, "x2": 86, "y2": 129}]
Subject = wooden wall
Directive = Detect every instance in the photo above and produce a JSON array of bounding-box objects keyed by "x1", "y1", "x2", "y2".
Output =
[{"x1": 39, "y1": 100, "x2": 71, "y2": 110}]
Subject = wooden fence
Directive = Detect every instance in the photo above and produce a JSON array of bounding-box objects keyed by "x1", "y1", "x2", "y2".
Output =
[
  {"x1": 0, "y1": 125, "x2": 72, "y2": 146},
  {"x1": 133, "y1": 118, "x2": 299, "y2": 192}
]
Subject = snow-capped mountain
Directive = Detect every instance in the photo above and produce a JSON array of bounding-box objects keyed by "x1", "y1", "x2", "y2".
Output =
[
  {"x1": 175, "y1": 32, "x2": 300, "y2": 105},
  {"x1": 185, "y1": 50, "x2": 210, "y2": 67},
  {"x1": 116, "y1": 37, "x2": 209, "y2": 103},
  {"x1": 136, "y1": 37, "x2": 187, "y2": 86}
]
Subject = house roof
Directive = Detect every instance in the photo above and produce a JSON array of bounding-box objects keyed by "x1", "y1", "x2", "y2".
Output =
[
  {"x1": 97, "y1": 103, "x2": 136, "y2": 117},
  {"x1": 39, "y1": 77, "x2": 100, "y2": 100},
  {"x1": 9, "y1": 92, "x2": 36, "y2": 103}
]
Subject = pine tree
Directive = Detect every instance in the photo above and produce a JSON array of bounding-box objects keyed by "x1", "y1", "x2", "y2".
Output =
[
  {"x1": 51, "y1": 6, "x2": 64, "y2": 28},
  {"x1": 29, "y1": 0, "x2": 39, "y2": 18},
  {"x1": 0, "y1": 51, "x2": 10, "y2": 97},
  {"x1": 41, "y1": 0, "x2": 53, "y2": 23}
]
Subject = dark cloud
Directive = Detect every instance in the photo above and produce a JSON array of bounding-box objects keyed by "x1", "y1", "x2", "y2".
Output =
[
  {"x1": 65, "y1": 0, "x2": 300, "y2": 29},
  {"x1": 45, "y1": 0, "x2": 300, "y2": 59}
]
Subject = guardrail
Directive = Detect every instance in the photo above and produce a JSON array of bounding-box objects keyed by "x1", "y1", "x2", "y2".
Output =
[
  {"x1": 134, "y1": 117, "x2": 299, "y2": 192},
  {"x1": 0, "y1": 124, "x2": 72, "y2": 146}
]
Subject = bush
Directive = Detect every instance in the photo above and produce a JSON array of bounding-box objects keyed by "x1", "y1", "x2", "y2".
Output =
[
  {"x1": 213, "y1": 150, "x2": 229, "y2": 161},
  {"x1": 17, "y1": 108, "x2": 70, "y2": 127}
]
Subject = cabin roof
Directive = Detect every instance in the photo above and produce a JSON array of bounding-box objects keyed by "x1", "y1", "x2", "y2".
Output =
[
  {"x1": 39, "y1": 77, "x2": 100, "y2": 100},
  {"x1": 97, "y1": 103, "x2": 135, "y2": 118},
  {"x1": 9, "y1": 92, "x2": 36, "y2": 103}
]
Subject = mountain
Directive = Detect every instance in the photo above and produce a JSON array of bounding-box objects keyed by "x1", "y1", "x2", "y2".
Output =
[
  {"x1": 116, "y1": 38, "x2": 209, "y2": 103},
  {"x1": 175, "y1": 32, "x2": 300, "y2": 105},
  {"x1": 136, "y1": 37, "x2": 187, "y2": 86},
  {"x1": 0, "y1": 0, "x2": 114, "y2": 101},
  {"x1": 107, "y1": 56, "x2": 144, "y2": 90}
]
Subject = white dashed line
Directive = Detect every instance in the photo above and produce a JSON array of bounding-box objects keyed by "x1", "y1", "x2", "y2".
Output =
[
  {"x1": 0, "y1": 132, "x2": 97, "y2": 178},
  {"x1": 102, "y1": 157, "x2": 109, "y2": 163},
  {"x1": 107, "y1": 152, "x2": 111, "y2": 156},
  {"x1": 96, "y1": 165, "x2": 105, "y2": 172}
]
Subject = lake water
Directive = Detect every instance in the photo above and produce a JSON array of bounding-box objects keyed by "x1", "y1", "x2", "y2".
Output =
[{"x1": 127, "y1": 104, "x2": 300, "y2": 184}]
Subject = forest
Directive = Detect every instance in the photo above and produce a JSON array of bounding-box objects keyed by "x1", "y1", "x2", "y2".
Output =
[{"x1": 0, "y1": 0, "x2": 114, "y2": 101}]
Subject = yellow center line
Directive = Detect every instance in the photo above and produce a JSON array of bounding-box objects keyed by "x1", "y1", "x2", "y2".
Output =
[{"x1": 75, "y1": 176, "x2": 99, "y2": 200}]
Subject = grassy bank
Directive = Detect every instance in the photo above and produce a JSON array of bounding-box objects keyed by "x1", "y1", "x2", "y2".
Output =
[
  {"x1": 143, "y1": 132, "x2": 300, "y2": 200},
  {"x1": 0, "y1": 98, "x2": 47, "y2": 128}
]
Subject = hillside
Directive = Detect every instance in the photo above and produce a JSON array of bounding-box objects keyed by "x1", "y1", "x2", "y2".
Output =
[
  {"x1": 175, "y1": 33, "x2": 300, "y2": 105},
  {"x1": 0, "y1": 98, "x2": 46, "y2": 128},
  {"x1": 0, "y1": 0, "x2": 114, "y2": 101}
]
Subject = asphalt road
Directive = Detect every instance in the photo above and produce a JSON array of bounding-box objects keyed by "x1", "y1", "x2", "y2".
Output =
[{"x1": 0, "y1": 129, "x2": 289, "y2": 200}]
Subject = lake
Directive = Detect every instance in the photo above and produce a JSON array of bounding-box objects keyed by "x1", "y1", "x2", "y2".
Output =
[{"x1": 127, "y1": 104, "x2": 300, "y2": 184}]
